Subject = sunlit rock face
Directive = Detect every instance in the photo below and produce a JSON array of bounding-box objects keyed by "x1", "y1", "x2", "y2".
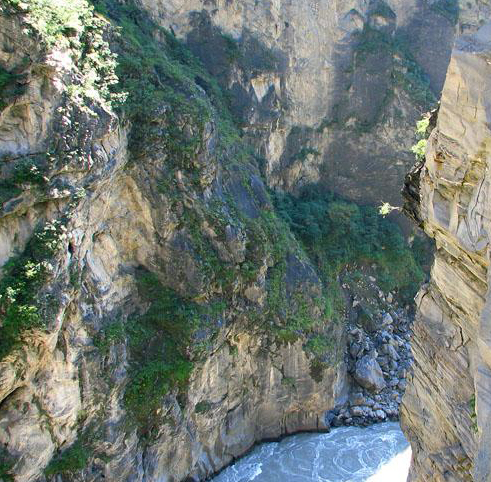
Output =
[
  {"x1": 0, "y1": 4, "x2": 348, "y2": 481},
  {"x1": 401, "y1": 22, "x2": 491, "y2": 482},
  {"x1": 138, "y1": 0, "x2": 467, "y2": 206}
]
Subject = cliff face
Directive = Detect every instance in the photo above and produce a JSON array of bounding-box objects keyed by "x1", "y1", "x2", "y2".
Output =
[
  {"x1": 401, "y1": 22, "x2": 491, "y2": 482},
  {"x1": 0, "y1": 3, "x2": 351, "y2": 481},
  {"x1": 0, "y1": 0, "x2": 429, "y2": 480},
  {"x1": 139, "y1": 0, "x2": 462, "y2": 206},
  {"x1": 1, "y1": 0, "x2": 488, "y2": 481}
]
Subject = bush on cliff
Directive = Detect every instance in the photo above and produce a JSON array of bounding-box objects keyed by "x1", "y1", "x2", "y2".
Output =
[{"x1": 273, "y1": 188, "x2": 425, "y2": 302}]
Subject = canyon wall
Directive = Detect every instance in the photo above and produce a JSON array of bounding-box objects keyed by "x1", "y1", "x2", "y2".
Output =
[
  {"x1": 401, "y1": 22, "x2": 491, "y2": 482},
  {"x1": 140, "y1": 0, "x2": 463, "y2": 206},
  {"x1": 0, "y1": 3, "x2": 350, "y2": 480},
  {"x1": 1, "y1": 0, "x2": 490, "y2": 481}
]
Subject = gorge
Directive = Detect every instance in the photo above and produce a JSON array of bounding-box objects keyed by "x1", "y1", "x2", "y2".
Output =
[{"x1": 0, "y1": 0, "x2": 490, "y2": 481}]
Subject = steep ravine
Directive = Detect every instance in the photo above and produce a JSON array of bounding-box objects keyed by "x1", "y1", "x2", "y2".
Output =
[
  {"x1": 401, "y1": 22, "x2": 491, "y2": 482},
  {"x1": 136, "y1": 0, "x2": 478, "y2": 206},
  {"x1": 0, "y1": 1, "x2": 422, "y2": 481},
  {"x1": 0, "y1": 1, "x2": 489, "y2": 482}
]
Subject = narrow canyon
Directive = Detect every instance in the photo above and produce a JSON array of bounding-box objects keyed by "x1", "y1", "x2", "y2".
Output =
[{"x1": 0, "y1": 1, "x2": 490, "y2": 481}]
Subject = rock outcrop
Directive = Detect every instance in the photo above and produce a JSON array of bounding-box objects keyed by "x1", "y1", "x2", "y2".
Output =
[
  {"x1": 0, "y1": 3, "x2": 348, "y2": 481},
  {"x1": 140, "y1": 0, "x2": 464, "y2": 206},
  {"x1": 2, "y1": 0, "x2": 489, "y2": 481},
  {"x1": 401, "y1": 22, "x2": 491, "y2": 482}
]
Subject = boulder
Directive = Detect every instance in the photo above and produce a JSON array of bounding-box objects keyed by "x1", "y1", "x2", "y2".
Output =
[
  {"x1": 354, "y1": 354, "x2": 387, "y2": 392},
  {"x1": 381, "y1": 312, "x2": 393, "y2": 327}
]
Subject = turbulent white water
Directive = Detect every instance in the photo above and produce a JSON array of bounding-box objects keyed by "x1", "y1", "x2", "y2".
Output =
[{"x1": 211, "y1": 422, "x2": 411, "y2": 482}]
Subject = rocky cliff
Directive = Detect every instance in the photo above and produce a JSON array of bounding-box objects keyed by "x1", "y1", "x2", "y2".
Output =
[
  {"x1": 401, "y1": 22, "x2": 491, "y2": 482},
  {"x1": 137, "y1": 0, "x2": 469, "y2": 206},
  {"x1": 3, "y1": 0, "x2": 490, "y2": 481},
  {"x1": 0, "y1": 1, "x2": 426, "y2": 481}
]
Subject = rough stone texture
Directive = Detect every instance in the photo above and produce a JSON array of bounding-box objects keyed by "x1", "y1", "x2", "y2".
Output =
[
  {"x1": 138, "y1": 0, "x2": 465, "y2": 206},
  {"x1": 354, "y1": 354, "x2": 387, "y2": 393},
  {"x1": 0, "y1": 5, "x2": 348, "y2": 482},
  {"x1": 1, "y1": 1, "x2": 489, "y2": 481},
  {"x1": 401, "y1": 22, "x2": 491, "y2": 482}
]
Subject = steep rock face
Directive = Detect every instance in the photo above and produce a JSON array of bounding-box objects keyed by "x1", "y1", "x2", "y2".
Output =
[
  {"x1": 0, "y1": 4, "x2": 347, "y2": 481},
  {"x1": 136, "y1": 0, "x2": 486, "y2": 206},
  {"x1": 401, "y1": 23, "x2": 491, "y2": 482}
]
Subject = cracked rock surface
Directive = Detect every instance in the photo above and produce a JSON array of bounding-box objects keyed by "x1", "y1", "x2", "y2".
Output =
[{"x1": 401, "y1": 22, "x2": 491, "y2": 482}]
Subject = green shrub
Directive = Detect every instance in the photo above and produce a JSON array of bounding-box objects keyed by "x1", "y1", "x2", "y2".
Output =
[
  {"x1": 4, "y1": 0, "x2": 121, "y2": 108},
  {"x1": 194, "y1": 401, "x2": 212, "y2": 414},
  {"x1": 309, "y1": 358, "x2": 328, "y2": 383},
  {"x1": 411, "y1": 139, "x2": 427, "y2": 160},
  {"x1": 0, "y1": 221, "x2": 65, "y2": 360},
  {"x1": 0, "y1": 448, "x2": 15, "y2": 482},
  {"x1": 430, "y1": 0, "x2": 459, "y2": 24},
  {"x1": 273, "y1": 188, "x2": 425, "y2": 303},
  {"x1": 411, "y1": 114, "x2": 431, "y2": 160},
  {"x1": 44, "y1": 438, "x2": 91, "y2": 476},
  {"x1": 108, "y1": 271, "x2": 223, "y2": 435},
  {"x1": 0, "y1": 66, "x2": 25, "y2": 111},
  {"x1": 0, "y1": 155, "x2": 49, "y2": 204},
  {"x1": 469, "y1": 395, "x2": 478, "y2": 433},
  {"x1": 92, "y1": 0, "x2": 239, "y2": 158},
  {"x1": 294, "y1": 147, "x2": 320, "y2": 161}
]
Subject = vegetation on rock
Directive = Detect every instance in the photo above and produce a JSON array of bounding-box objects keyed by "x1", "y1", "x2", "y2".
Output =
[
  {"x1": 273, "y1": 188, "x2": 426, "y2": 303},
  {"x1": 0, "y1": 220, "x2": 66, "y2": 360},
  {"x1": 411, "y1": 116, "x2": 431, "y2": 160},
  {"x1": 44, "y1": 438, "x2": 92, "y2": 477}
]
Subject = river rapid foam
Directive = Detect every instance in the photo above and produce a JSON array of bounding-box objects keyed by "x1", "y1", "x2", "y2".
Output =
[{"x1": 211, "y1": 422, "x2": 411, "y2": 482}]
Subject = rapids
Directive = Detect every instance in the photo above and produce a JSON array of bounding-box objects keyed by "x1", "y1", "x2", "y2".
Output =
[{"x1": 210, "y1": 422, "x2": 410, "y2": 482}]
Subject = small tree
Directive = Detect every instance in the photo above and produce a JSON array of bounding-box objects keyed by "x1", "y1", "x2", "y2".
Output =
[{"x1": 411, "y1": 115, "x2": 431, "y2": 160}]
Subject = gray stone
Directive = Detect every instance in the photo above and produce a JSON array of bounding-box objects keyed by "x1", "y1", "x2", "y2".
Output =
[
  {"x1": 351, "y1": 393, "x2": 366, "y2": 406},
  {"x1": 351, "y1": 406, "x2": 365, "y2": 417},
  {"x1": 354, "y1": 354, "x2": 387, "y2": 393},
  {"x1": 350, "y1": 343, "x2": 362, "y2": 359},
  {"x1": 381, "y1": 312, "x2": 394, "y2": 327},
  {"x1": 386, "y1": 344, "x2": 400, "y2": 361},
  {"x1": 375, "y1": 410, "x2": 386, "y2": 419}
]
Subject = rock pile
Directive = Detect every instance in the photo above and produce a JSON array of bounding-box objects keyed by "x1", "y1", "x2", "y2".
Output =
[{"x1": 326, "y1": 272, "x2": 414, "y2": 429}]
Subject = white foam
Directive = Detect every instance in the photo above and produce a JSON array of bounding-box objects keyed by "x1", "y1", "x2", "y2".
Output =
[
  {"x1": 211, "y1": 422, "x2": 411, "y2": 482},
  {"x1": 366, "y1": 446, "x2": 412, "y2": 482}
]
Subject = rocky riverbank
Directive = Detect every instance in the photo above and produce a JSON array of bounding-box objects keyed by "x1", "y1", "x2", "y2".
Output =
[{"x1": 325, "y1": 269, "x2": 415, "y2": 428}]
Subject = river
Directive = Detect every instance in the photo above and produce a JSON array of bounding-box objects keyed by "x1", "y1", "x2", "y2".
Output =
[{"x1": 211, "y1": 422, "x2": 411, "y2": 482}]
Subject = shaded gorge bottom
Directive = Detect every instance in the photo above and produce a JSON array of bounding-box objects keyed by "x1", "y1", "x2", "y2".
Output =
[{"x1": 210, "y1": 422, "x2": 410, "y2": 482}]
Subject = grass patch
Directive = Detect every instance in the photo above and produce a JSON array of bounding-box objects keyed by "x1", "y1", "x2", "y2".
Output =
[
  {"x1": 469, "y1": 394, "x2": 478, "y2": 433},
  {"x1": 0, "y1": 155, "x2": 48, "y2": 204},
  {"x1": 92, "y1": 271, "x2": 225, "y2": 437},
  {"x1": 91, "y1": 0, "x2": 239, "y2": 161},
  {"x1": 0, "y1": 220, "x2": 66, "y2": 360},
  {"x1": 194, "y1": 400, "x2": 212, "y2": 414},
  {"x1": 44, "y1": 438, "x2": 91, "y2": 477},
  {"x1": 0, "y1": 448, "x2": 15, "y2": 482}
]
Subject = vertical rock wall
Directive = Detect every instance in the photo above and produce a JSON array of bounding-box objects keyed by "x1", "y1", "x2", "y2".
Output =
[
  {"x1": 138, "y1": 0, "x2": 461, "y2": 206},
  {"x1": 401, "y1": 23, "x2": 491, "y2": 482}
]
